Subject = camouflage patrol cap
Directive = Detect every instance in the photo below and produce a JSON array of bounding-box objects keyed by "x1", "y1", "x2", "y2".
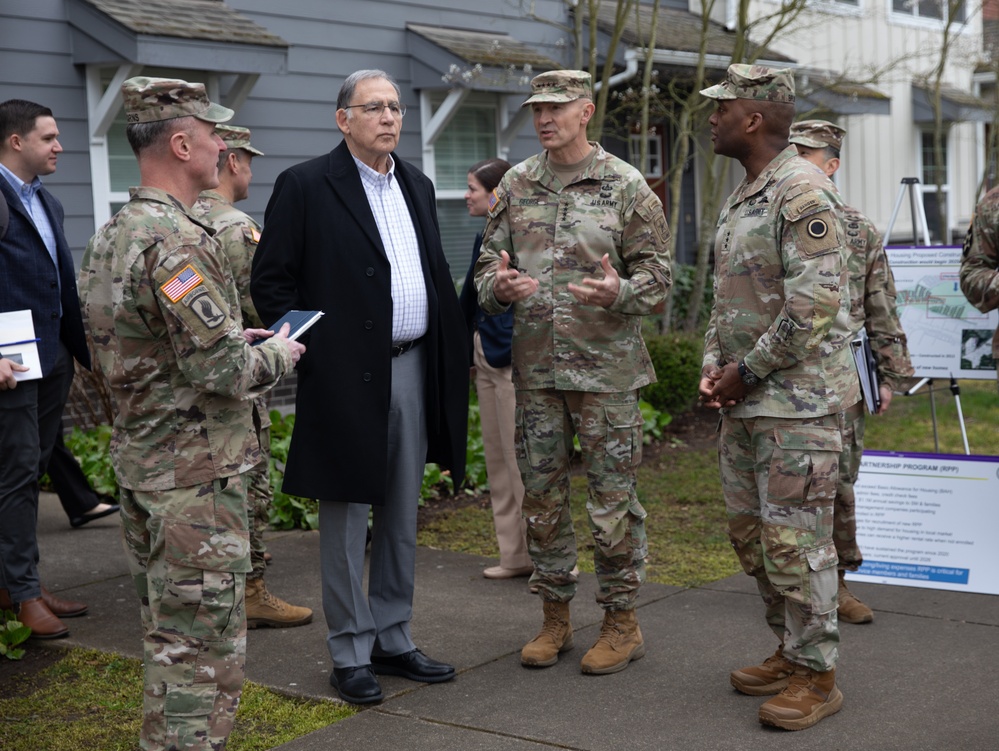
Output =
[
  {"x1": 215, "y1": 124, "x2": 264, "y2": 156},
  {"x1": 789, "y1": 119, "x2": 846, "y2": 150},
  {"x1": 523, "y1": 70, "x2": 592, "y2": 106},
  {"x1": 121, "y1": 76, "x2": 234, "y2": 125},
  {"x1": 700, "y1": 64, "x2": 795, "y2": 104}
]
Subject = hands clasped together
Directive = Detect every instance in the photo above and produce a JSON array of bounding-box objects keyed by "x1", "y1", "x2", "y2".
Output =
[{"x1": 698, "y1": 361, "x2": 747, "y2": 410}]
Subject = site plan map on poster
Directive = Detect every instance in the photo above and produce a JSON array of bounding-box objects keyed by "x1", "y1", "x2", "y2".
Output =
[
  {"x1": 885, "y1": 245, "x2": 998, "y2": 379},
  {"x1": 852, "y1": 451, "x2": 999, "y2": 595}
]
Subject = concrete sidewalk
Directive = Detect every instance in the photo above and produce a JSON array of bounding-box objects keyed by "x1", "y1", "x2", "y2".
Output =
[{"x1": 34, "y1": 491, "x2": 999, "y2": 750}]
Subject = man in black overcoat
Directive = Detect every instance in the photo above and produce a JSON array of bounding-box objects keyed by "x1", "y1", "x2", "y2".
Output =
[{"x1": 251, "y1": 70, "x2": 468, "y2": 705}]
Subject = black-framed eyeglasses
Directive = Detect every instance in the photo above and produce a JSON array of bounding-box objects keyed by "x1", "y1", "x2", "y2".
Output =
[{"x1": 343, "y1": 101, "x2": 407, "y2": 118}]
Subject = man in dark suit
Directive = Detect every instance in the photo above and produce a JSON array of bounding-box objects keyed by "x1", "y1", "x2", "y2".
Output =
[
  {"x1": 0, "y1": 99, "x2": 93, "y2": 636},
  {"x1": 251, "y1": 69, "x2": 468, "y2": 705}
]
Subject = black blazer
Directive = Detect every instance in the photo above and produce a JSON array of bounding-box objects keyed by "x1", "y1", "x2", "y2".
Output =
[
  {"x1": 0, "y1": 175, "x2": 90, "y2": 374},
  {"x1": 251, "y1": 141, "x2": 468, "y2": 504},
  {"x1": 459, "y1": 232, "x2": 513, "y2": 369}
]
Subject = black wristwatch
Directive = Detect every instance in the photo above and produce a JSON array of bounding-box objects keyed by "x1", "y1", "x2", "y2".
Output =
[{"x1": 738, "y1": 360, "x2": 760, "y2": 388}]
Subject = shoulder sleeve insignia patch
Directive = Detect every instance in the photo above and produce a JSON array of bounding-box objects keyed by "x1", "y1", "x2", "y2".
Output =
[
  {"x1": 250, "y1": 227, "x2": 261, "y2": 244},
  {"x1": 182, "y1": 288, "x2": 227, "y2": 329},
  {"x1": 488, "y1": 189, "x2": 500, "y2": 212},
  {"x1": 807, "y1": 218, "x2": 828, "y2": 239},
  {"x1": 160, "y1": 264, "x2": 204, "y2": 303}
]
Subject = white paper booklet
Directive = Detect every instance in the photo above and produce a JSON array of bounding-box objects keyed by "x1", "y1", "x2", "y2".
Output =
[{"x1": 0, "y1": 309, "x2": 43, "y2": 381}]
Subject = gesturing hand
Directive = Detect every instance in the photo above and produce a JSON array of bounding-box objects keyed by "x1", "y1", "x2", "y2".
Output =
[
  {"x1": 568, "y1": 254, "x2": 620, "y2": 307},
  {"x1": 493, "y1": 250, "x2": 538, "y2": 304}
]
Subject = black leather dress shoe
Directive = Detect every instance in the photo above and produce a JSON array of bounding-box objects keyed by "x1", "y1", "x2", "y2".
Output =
[
  {"x1": 329, "y1": 665, "x2": 383, "y2": 705},
  {"x1": 371, "y1": 648, "x2": 455, "y2": 683},
  {"x1": 70, "y1": 502, "x2": 120, "y2": 528}
]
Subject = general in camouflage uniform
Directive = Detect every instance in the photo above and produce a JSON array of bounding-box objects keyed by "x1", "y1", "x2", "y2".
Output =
[
  {"x1": 960, "y1": 186, "x2": 999, "y2": 384},
  {"x1": 790, "y1": 120, "x2": 915, "y2": 624},
  {"x1": 699, "y1": 65, "x2": 858, "y2": 730},
  {"x1": 475, "y1": 70, "x2": 672, "y2": 676},
  {"x1": 193, "y1": 125, "x2": 312, "y2": 630},
  {"x1": 78, "y1": 78, "x2": 303, "y2": 751}
]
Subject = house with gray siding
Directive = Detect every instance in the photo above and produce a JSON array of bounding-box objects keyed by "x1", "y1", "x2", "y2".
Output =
[{"x1": 3, "y1": 0, "x2": 990, "y2": 277}]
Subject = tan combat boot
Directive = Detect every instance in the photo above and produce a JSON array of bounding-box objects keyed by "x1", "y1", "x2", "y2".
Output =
[
  {"x1": 521, "y1": 600, "x2": 573, "y2": 667},
  {"x1": 580, "y1": 608, "x2": 645, "y2": 675},
  {"x1": 758, "y1": 664, "x2": 843, "y2": 731},
  {"x1": 730, "y1": 646, "x2": 795, "y2": 695},
  {"x1": 245, "y1": 578, "x2": 313, "y2": 629},
  {"x1": 838, "y1": 570, "x2": 874, "y2": 624}
]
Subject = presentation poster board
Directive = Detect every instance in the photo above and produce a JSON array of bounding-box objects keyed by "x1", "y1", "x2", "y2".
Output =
[
  {"x1": 850, "y1": 450, "x2": 999, "y2": 595},
  {"x1": 885, "y1": 245, "x2": 998, "y2": 379}
]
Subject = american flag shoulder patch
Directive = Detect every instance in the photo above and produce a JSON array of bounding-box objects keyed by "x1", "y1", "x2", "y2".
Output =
[{"x1": 161, "y1": 264, "x2": 204, "y2": 303}]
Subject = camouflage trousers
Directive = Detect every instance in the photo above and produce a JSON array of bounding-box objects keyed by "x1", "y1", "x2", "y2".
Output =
[
  {"x1": 516, "y1": 388, "x2": 647, "y2": 610},
  {"x1": 120, "y1": 474, "x2": 252, "y2": 751},
  {"x1": 835, "y1": 402, "x2": 865, "y2": 571},
  {"x1": 719, "y1": 413, "x2": 841, "y2": 673},
  {"x1": 247, "y1": 425, "x2": 272, "y2": 580}
]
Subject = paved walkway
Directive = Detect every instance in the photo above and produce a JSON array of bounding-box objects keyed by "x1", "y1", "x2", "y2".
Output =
[{"x1": 33, "y1": 491, "x2": 999, "y2": 750}]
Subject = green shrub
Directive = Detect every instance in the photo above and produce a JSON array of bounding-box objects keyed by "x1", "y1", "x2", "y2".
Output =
[
  {"x1": 1, "y1": 609, "x2": 30, "y2": 660},
  {"x1": 668, "y1": 263, "x2": 714, "y2": 330},
  {"x1": 641, "y1": 330, "x2": 704, "y2": 418},
  {"x1": 59, "y1": 387, "x2": 490, "y2": 532},
  {"x1": 268, "y1": 411, "x2": 319, "y2": 530},
  {"x1": 63, "y1": 425, "x2": 118, "y2": 499}
]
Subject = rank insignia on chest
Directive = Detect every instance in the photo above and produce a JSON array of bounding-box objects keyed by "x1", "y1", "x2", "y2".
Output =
[
  {"x1": 161, "y1": 264, "x2": 204, "y2": 302},
  {"x1": 807, "y1": 218, "x2": 829, "y2": 238}
]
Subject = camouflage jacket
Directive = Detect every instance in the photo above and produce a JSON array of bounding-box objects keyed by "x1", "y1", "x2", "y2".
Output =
[
  {"x1": 193, "y1": 191, "x2": 271, "y2": 430},
  {"x1": 475, "y1": 143, "x2": 672, "y2": 392},
  {"x1": 840, "y1": 203, "x2": 914, "y2": 392},
  {"x1": 193, "y1": 191, "x2": 263, "y2": 328},
  {"x1": 960, "y1": 186, "x2": 999, "y2": 368},
  {"x1": 78, "y1": 186, "x2": 293, "y2": 491},
  {"x1": 703, "y1": 146, "x2": 860, "y2": 418}
]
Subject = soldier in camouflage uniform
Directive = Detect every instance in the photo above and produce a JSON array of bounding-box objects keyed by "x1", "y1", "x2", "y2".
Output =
[
  {"x1": 475, "y1": 70, "x2": 672, "y2": 676},
  {"x1": 699, "y1": 65, "x2": 858, "y2": 731},
  {"x1": 78, "y1": 77, "x2": 305, "y2": 751},
  {"x1": 193, "y1": 125, "x2": 312, "y2": 630},
  {"x1": 790, "y1": 120, "x2": 915, "y2": 625},
  {"x1": 960, "y1": 187, "x2": 999, "y2": 383}
]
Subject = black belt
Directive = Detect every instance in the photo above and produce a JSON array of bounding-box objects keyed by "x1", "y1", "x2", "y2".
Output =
[{"x1": 391, "y1": 336, "x2": 424, "y2": 357}]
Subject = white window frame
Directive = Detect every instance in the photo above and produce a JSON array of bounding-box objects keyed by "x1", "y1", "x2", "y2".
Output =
[
  {"x1": 888, "y1": 0, "x2": 969, "y2": 30},
  {"x1": 422, "y1": 91, "x2": 502, "y2": 201},
  {"x1": 917, "y1": 127, "x2": 952, "y2": 243},
  {"x1": 85, "y1": 65, "x2": 241, "y2": 229},
  {"x1": 629, "y1": 132, "x2": 663, "y2": 178}
]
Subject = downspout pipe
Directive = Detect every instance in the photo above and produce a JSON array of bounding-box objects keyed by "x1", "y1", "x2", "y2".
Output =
[{"x1": 593, "y1": 47, "x2": 640, "y2": 93}]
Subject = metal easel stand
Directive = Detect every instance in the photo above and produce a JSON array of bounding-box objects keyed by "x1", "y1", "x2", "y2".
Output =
[
  {"x1": 888, "y1": 178, "x2": 969, "y2": 454},
  {"x1": 903, "y1": 375, "x2": 970, "y2": 455},
  {"x1": 884, "y1": 177, "x2": 932, "y2": 246}
]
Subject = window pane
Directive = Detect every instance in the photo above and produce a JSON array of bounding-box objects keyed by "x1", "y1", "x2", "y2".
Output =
[
  {"x1": 433, "y1": 103, "x2": 496, "y2": 191},
  {"x1": 921, "y1": 131, "x2": 948, "y2": 185},
  {"x1": 108, "y1": 117, "x2": 140, "y2": 192}
]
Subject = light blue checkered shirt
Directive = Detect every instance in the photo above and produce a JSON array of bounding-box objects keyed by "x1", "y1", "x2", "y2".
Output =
[
  {"x1": 0, "y1": 162, "x2": 62, "y2": 315},
  {"x1": 353, "y1": 154, "x2": 428, "y2": 344}
]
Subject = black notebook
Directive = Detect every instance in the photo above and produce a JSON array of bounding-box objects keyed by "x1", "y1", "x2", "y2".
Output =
[{"x1": 252, "y1": 310, "x2": 324, "y2": 346}]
